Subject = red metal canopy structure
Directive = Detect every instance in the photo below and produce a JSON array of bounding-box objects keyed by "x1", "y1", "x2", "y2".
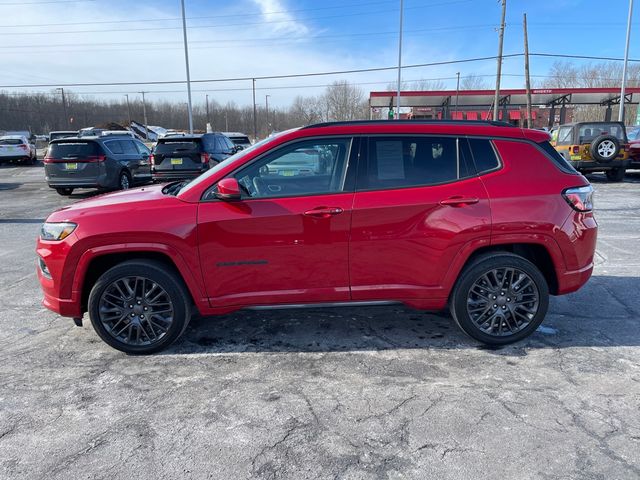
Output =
[{"x1": 370, "y1": 87, "x2": 640, "y2": 127}]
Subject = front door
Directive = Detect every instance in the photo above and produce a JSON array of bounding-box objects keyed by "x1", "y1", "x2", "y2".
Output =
[
  {"x1": 349, "y1": 135, "x2": 492, "y2": 302},
  {"x1": 197, "y1": 137, "x2": 358, "y2": 308}
]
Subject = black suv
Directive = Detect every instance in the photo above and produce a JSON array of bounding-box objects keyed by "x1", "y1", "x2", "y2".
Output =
[
  {"x1": 44, "y1": 135, "x2": 152, "y2": 196},
  {"x1": 151, "y1": 133, "x2": 237, "y2": 182}
]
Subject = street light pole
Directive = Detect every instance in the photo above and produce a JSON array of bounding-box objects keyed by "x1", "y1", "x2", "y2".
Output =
[
  {"x1": 125, "y1": 94, "x2": 132, "y2": 126},
  {"x1": 56, "y1": 88, "x2": 68, "y2": 128},
  {"x1": 493, "y1": 0, "x2": 507, "y2": 122},
  {"x1": 619, "y1": 0, "x2": 634, "y2": 122},
  {"x1": 454, "y1": 72, "x2": 460, "y2": 116},
  {"x1": 180, "y1": 0, "x2": 194, "y2": 133},
  {"x1": 252, "y1": 78, "x2": 257, "y2": 140},
  {"x1": 395, "y1": 0, "x2": 404, "y2": 120},
  {"x1": 140, "y1": 91, "x2": 149, "y2": 140},
  {"x1": 205, "y1": 94, "x2": 210, "y2": 131},
  {"x1": 265, "y1": 94, "x2": 270, "y2": 135}
]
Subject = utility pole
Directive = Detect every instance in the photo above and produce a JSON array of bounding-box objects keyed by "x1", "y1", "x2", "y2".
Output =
[
  {"x1": 493, "y1": 0, "x2": 507, "y2": 121},
  {"x1": 619, "y1": 0, "x2": 634, "y2": 122},
  {"x1": 265, "y1": 94, "x2": 271, "y2": 135},
  {"x1": 205, "y1": 94, "x2": 210, "y2": 131},
  {"x1": 225, "y1": 110, "x2": 229, "y2": 131},
  {"x1": 395, "y1": 0, "x2": 404, "y2": 120},
  {"x1": 56, "y1": 88, "x2": 68, "y2": 128},
  {"x1": 140, "y1": 91, "x2": 149, "y2": 140},
  {"x1": 252, "y1": 78, "x2": 257, "y2": 140},
  {"x1": 523, "y1": 13, "x2": 533, "y2": 129},
  {"x1": 454, "y1": 72, "x2": 460, "y2": 116},
  {"x1": 180, "y1": 0, "x2": 194, "y2": 133},
  {"x1": 125, "y1": 94, "x2": 132, "y2": 126}
]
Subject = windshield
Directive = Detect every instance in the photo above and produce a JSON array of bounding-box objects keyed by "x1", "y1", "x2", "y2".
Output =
[
  {"x1": 628, "y1": 128, "x2": 640, "y2": 141},
  {"x1": 230, "y1": 136, "x2": 251, "y2": 145},
  {"x1": 178, "y1": 130, "x2": 298, "y2": 196}
]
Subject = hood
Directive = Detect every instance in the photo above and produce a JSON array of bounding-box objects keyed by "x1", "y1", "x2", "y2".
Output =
[{"x1": 46, "y1": 184, "x2": 171, "y2": 222}]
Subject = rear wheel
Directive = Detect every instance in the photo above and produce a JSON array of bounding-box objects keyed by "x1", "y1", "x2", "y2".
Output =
[
  {"x1": 450, "y1": 253, "x2": 549, "y2": 345},
  {"x1": 605, "y1": 167, "x2": 625, "y2": 182},
  {"x1": 88, "y1": 260, "x2": 192, "y2": 354},
  {"x1": 55, "y1": 187, "x2": 73, "y2": 196},
  {"x1": 118, "y1": 171, "x2": 131, "y2": 190}
]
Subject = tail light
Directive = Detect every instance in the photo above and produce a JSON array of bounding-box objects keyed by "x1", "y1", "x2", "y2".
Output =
[
  {"x1": 562, "y1": 185, "x2": 593, "y2": 212},
  {"x1": 19, "y1": 144, "x2": 29, "y2": 151},
  {"x1": 43, "y1": 156, "x2": 54, "y2": 164},
  {"x1": 149, "y1": 154, "x2": 155, "y2": 165},
  {"x1": 201, "y1": 152, "x2": 210, "y2": 164},
  {"x1": 571, "y1": 146, "x2": 580, "y2": 154},
  {"x1": 85, "y1": 155, "x2": 106, "y2": 162}
]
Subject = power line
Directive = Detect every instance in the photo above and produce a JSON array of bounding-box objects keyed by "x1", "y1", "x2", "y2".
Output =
[
  {"x1": 0, "y1": 25, "x2": 496, "y2": 50},
  {"x1": 0, "y1": 0, "x2": 471, "y2": 28},
  {"x1": 0, "y1": 0, "x2": 97, "y2": 4},
  {"x1": 0, "y1": 4, "x2": 434, "y2": 36},
  {"x1": 0, "y1": 53, "x2": 524, "y2": 89}
]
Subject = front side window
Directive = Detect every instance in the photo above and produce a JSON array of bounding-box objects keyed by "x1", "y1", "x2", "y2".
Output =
[
  {"x1": 232, "y1": 138, "x2": 352, "y2": 199},
  {"x1": 360, "y1": 136, "x2": 470, "y2": 190}
]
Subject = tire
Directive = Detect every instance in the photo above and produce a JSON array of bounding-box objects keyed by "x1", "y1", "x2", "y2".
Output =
[
  {"x1": 605, "y1": 167, "x2": 625, "y2": 182},
  {"x1": 590, "y1": 135, "x2": 620, "y2": 162},
  {"x1": 88, "y1": 260, "x2": 192, "y2": 354},
  {"x1": 450, "y1": 253, "x2": 549, "y2": 346},
  {"x1": 118, "y1": 170, "x2": 132, "y2": 190},
  {"x1": 55, "y1": 187, "x2": 74, "y2": 196}
]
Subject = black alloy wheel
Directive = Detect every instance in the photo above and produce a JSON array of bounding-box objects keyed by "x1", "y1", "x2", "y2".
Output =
[{"x1": 450, "y1": 253, "x2": 549, "y2": 345}]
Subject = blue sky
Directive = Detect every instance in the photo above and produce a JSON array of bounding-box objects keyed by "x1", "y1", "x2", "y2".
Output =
[{"x1": 1, "y1": 0, "x2": 637, "y2": 107}]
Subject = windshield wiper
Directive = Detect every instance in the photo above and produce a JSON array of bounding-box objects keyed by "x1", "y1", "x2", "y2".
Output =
[{"x1": 162, "y1": 180, "x2": 188, "y2": 196}]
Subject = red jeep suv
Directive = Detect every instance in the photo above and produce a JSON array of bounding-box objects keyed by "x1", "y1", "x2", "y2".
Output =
[{"x1": 37, "y1": 121, "x2": 597, "y2": 354}]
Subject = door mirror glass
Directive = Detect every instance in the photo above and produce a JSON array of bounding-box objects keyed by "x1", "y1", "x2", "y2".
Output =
[{"x1": 215, "y1": 177, "x2": 242, "y2": 201}]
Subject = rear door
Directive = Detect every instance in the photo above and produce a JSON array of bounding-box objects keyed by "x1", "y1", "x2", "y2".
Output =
[
  {"x1": 153, "y1": 138, "x2": 204, "y2": 173},
  {"x1": 349, "y1": 135, "x2": 491, "y2": 302}
]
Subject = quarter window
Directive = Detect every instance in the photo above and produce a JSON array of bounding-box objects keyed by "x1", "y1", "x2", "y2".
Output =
[
  {"x1": 360, "y1": 136, "x2": 470, "y2": 190},
  {"x1": 468, "y1": 138, "x2": 500, "y2": 174},
  {"x1": 231, "y1": 139, "x2": 352, "y2": 199}
]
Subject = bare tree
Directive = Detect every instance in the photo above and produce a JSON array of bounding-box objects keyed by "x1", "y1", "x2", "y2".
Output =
[
  {"x1": 323, "y1": 80, "x2": 367, "y2": 121},
  {"x1": 460, "y1": 74, "x2": 489, "y2": 90}
]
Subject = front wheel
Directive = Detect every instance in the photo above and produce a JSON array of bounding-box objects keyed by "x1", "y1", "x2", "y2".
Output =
[
  {"x1": 605, "y1": 167, "x2": 625, "y2": 182},
  {"x1": 88, "y1": 260, "x2": 192, "y2": 354},
  {"x1": 450, "y1": 253, "x2": 549, "y2": 345}
]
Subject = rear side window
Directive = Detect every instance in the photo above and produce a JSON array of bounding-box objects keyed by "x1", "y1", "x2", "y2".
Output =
[
  {"x1": 468, "y1": 138, "x2": 500, "y2": 174},
  {"x1": 155, "y1": 140, "x2": 202, "y2": 154},
  {"x1": 120, "y1": 140, "x2": 138, "y2": 155},
  {"x1": 537, "y1": 141, "x2": 578, "y2": 174},
  {"x1": 48, "y1": 142, "x2": 98, "y2": 157},
  {"x1": 360, "y1": 136, "x2": 471, "y2": 190},
  {"x1": 104, "y1": 140, "x2": 124, "y2": 154},
  {"x1": 557, "y1": 126, "x2": 573, "y2": 145}
]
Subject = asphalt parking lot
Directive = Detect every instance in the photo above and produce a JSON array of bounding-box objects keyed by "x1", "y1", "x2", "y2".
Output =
[{"x1": 1, "y1": 162, "x2": 639, "y2": 480}]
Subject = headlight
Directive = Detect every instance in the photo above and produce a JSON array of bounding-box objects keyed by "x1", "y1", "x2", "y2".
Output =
[{"x1": 40, "y1": 222, "x2": 77, "y2": 241}]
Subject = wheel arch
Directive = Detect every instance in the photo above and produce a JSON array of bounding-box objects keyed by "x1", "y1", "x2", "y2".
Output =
[{"x1": 74, "y1": 246, "x2": 206, "y2": 314}]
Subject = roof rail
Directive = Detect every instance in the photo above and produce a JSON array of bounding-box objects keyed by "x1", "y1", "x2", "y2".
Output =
[{"x1": 302, "y1": 119, "x2": 514, "y2": 129}]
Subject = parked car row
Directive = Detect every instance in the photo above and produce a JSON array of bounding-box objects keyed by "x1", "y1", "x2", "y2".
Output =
[{"x1": 43, "y1": 131, "x2": 250, "y2": 195}]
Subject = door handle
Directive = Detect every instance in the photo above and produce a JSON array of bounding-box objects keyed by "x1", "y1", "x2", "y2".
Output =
[
  {"x1": 439, "y1": 196, "x2": 480, "y2": 207},
  {"x1": 303, "y1": 207, "x2": 344, "y2": 218}
]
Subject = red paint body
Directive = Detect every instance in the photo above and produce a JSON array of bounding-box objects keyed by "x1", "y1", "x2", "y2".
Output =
[{"x1": 37, "y1": 122, "x2": 597, "y2": 319}]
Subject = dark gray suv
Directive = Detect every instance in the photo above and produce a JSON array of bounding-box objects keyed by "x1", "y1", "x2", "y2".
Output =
[{"x1": 44, "y1": 135, "x2": 152, "y2": 196}]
